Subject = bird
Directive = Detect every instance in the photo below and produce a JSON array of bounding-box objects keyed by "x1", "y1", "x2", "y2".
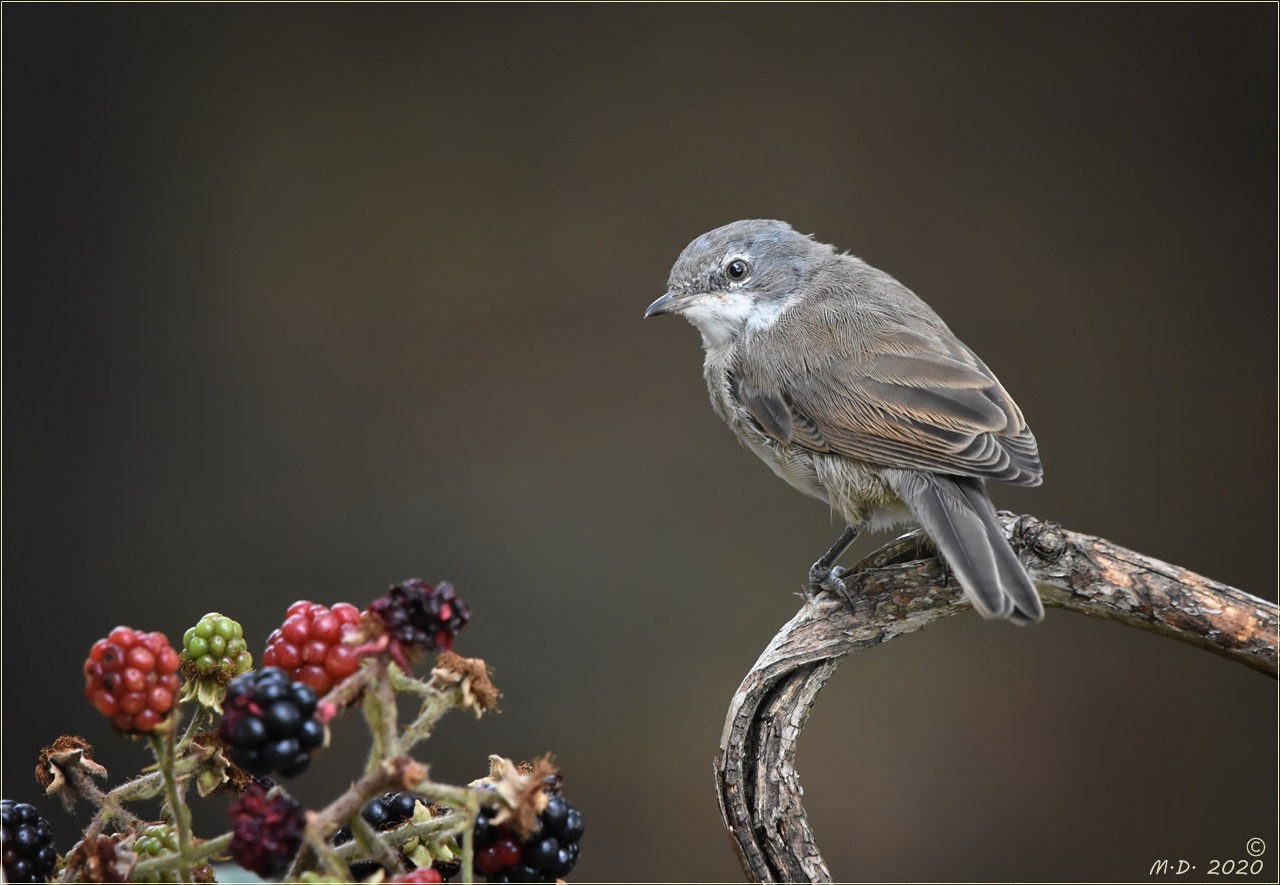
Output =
[{"x1": 644, "y1": 219, "x2": 1044, "y2": 623}]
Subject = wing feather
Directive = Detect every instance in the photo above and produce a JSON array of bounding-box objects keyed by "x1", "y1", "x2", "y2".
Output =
[{"x1": 732, "y1": 309, "x2": 1042, "y2": 485}]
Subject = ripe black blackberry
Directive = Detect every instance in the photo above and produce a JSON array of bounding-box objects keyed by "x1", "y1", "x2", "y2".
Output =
[
  {"x1": 333, "y1": 791, "x2": 430, "y2": 880},
  {"x1": 1, "y1": 801, "x2": 58, "y2": 883},
  {"x1": 472, "y1": 790, "x2": 583, "y2": 883},
  {"x1": 219, "y1": 667, "x2": 326, "y2": 777},
  {"x1": 228, "y1": 784, "x2": 305, "y2": 879},
  {"x1": 370, "y1": 580, "x2": 471, "y2": 656}
]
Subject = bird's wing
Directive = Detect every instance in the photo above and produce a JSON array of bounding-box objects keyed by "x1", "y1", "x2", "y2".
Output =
[{"x1": 732, "y1": 322, "x2": 1043, "y2": 486}]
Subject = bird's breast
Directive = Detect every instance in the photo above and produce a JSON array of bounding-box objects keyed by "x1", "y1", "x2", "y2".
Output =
[{"x1": 703, "y1": 357, "x2": 910, "y2": 528}]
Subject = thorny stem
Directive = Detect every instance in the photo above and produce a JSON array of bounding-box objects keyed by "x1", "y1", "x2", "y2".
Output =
[
  {"x1": 373, "y1": 665, "x2": 396, "y2": 753},
  {"x1": 303, "y1": 825, "x2": 353, "y2": 881},
  {"x1": 328, "y1": 811, "x2": 462, "y2": 859},
  {"x1": 149, "y1": 730, "x2": 195, "y2": 881},
  {"x1": 412, "y1": 779, "x2": 481, "y2": 885},
  {"x1": 388, "y1": 661, "x2": 430, "y2": 695},
  {"x1": 319, "y1": 657, "x2": 379, "y2": 714},
  {"x1": 374, "y1": 666, "x2": 401, "y2": 766},
  {"x1": 72, "y1": 737, "x2": 211, "y2": 839},
  {"x1": 72, "y1": 768, "x2": 147, "y2": 839},
  {"x1": 68, "y1": 751, "x2": 199, "y2": 841},
  {"x1": 293, "y1": 761, "x2": 404, "y2": 880},
  {"x1": 350, "y1": 811, "x2": 407, "y2": 877},
  {"x1": 286, "y1": 657, "x2": 481, "y2": 883},
  {"x1": 363, "y1": 689, "x2": 390, "y2": 776},
  {"x1": 177, "y1": 706, "x2": 206, "y2": 748},
  {"x1": 397, "y1": 684, "x2": 455, "y2": 753},
  {"x1": 358, "y1": 661, "x2": 406, "y2": 776},
  {"x1": 396, "y1": 661, "x2": 485, "y2": 756}
]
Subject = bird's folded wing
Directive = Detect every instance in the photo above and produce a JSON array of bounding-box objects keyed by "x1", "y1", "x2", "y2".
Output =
[{"x1": 732, "y1": 326, "x2": 1043, "y2": 485}]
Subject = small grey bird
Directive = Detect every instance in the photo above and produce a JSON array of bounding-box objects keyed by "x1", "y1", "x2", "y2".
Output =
[{"x1": 645, "y1": 219, "x2": 1044, "y2": 623}]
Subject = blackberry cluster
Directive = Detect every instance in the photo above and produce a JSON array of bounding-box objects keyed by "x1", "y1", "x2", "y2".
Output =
[
  {"x1": 228, "y1": 783, "x2": 306, "y2": 879},
  {"x1": 473, "y1": 792, "x2": 583, "y2": 883},
  {"x1": 220, "y1": 668, "x2": 326, "y2": 777},
  {"x1": 333, "y1": 792, "x2": 432, "y2": 881},
  {"x1": 370, "y1": 580, "x2": 471, "y2": 655},
  {"x1": 263, "y1": 601, "x2": 363, "y2": 694},
  {"x1": 1, "y1": 801, "x2": 58, "y2": 883},
  {"x1": 345, "y1": 791, "x2": 424, "y2": 836},
  {"x1": 83, "y1": 627, "x2": 183, "y2": 735}
]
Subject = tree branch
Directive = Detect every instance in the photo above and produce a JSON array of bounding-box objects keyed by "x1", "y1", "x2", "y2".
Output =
[{"x1": 714, "y1": 513, "x2": 1277, "y2": 884}]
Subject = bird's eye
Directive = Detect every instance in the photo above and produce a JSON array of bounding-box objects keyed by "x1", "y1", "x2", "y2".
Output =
[{"x1": 727, "y1": 259, "x2": 749, "y2": 280}]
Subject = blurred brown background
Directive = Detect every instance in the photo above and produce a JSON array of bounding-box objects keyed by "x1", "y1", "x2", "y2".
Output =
[{"x1": 3, "y1": 4, "x2": 1276, "y2": 882}]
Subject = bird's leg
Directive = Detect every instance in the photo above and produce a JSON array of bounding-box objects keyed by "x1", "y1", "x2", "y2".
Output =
[{"x1": 807, "y1": 524, "x2": 860, "y2": 608}]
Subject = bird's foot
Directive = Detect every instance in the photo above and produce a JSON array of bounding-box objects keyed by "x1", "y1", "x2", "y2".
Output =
[{"x1": 808, "y1": 562, "x2": 855, "y2": 610}]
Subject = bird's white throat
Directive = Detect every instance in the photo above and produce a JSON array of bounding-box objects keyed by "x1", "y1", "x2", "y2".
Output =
[{"x1": 684, "y1": 290, "x2": 797, "y2": 351}]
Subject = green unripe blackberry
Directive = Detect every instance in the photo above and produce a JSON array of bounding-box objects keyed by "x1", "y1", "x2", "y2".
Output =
[
  {"x1": 134, "y1": 821, "x2": 178, "y2": 859},
  {"x1": 132, "y1": 822, "x2": 215, "y2": 883},
  {"x1": 181, "y1": 613, "x2": 252, "y2": 680}
]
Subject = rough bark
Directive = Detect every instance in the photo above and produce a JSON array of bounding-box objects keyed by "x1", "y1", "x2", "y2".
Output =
[{"x1": 714, "y1": 513, "x2": 1277, "y2": 884}]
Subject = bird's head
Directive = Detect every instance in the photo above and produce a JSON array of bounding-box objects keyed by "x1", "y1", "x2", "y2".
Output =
[{"x1": 645, "y1": 219, "x2": 824, "y2": 349}]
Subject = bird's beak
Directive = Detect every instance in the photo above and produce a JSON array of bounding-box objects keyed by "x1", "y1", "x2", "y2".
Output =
[{"x1": 644, "y1": 290, "x2": 682, "y2": 318}]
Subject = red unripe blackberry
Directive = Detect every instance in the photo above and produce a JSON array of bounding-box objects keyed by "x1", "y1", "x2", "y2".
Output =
[
  {"x1": 369, "y1": 580, "x2": 471, "y2": 658},
  {"x1": 83, "y1": 627, "x2": 182, "y2": 735},
  {"x1": 263, "y1": 601, "x2": 363, "y2": 695},
  {"x1": 220, "y1": 668, "x2": 326, "y2": 777},
  {"x1": 228, "y1": 783, "x2": 305, "y2": 879},
  {"x1": 475, "y1": 836, "x2": 522, "y2": 875},
  {"x1": 1, "y1": 800, "x2": 58, "y2": 883}
]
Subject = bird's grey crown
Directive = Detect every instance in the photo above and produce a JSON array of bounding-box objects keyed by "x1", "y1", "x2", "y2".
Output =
[{"x1": 665, "y1": 219, "x2": 825, "y2": 296}]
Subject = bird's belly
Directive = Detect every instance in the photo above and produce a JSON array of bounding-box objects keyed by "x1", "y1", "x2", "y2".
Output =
[
  {"x1": 743, "y1": 437, "x2": 830, "y2": 503},
  {"x1": 742, "y1": 434, "x2": 915, "y2": 532}
]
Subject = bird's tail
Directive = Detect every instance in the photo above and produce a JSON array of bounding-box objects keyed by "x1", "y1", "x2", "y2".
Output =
[{"x1": 885, "y1": 470, "x2": 1044, "y2": 624}]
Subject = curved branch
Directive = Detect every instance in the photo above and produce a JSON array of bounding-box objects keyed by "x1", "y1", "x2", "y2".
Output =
[{"x1": 714, "y1": 513, "x2": 1277, "y2": 884}]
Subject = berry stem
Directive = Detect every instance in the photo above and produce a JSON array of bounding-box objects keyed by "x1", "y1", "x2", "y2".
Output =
[
  {"x1": 318, "y1": 655, "x2": 378, "y2": 714},
  {"x1": 302, "y1": 826, "x2": 352, "y2": 881},
  {"x1": 176, "y1": 706, "x2": 206, "y2": 749},
  {"x1": 291, "y1": 756, "x2": 414, "y2": 879},
  {"x1": 387, "y1": 660, "x2": 431, "y2": 695},
  {"x1": 360, "y1": 666, "x2": 401, "y2": 775},
  {"x1": 406, "y1": 779, "x2": 481, "y2": 885},
  {"x1": 329, "y1": 810, "x2": 462, "y2": 860},
  {"x1": 149, "y1": 730, "x2": 195, "y2": 881},
  {"x1": 348, "y1": 809, "x2": 407, "y2": 877},
  {"x1": 72, "y1": 770, "x2": 146, "y2": 839},
  {"x1": 396, "y1": 670, "x2": 467, "y2": 755}
]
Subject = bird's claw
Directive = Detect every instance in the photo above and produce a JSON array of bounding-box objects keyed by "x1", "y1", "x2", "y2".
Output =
[{"x1": 808, "y1": 564, "x2": 855, "y2": 610}]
